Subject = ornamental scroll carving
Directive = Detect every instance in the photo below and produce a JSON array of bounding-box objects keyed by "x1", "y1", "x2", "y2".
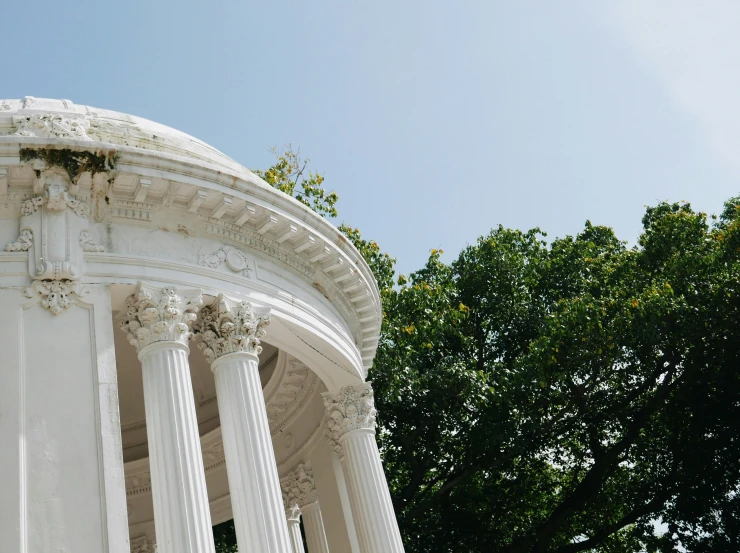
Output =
[
  {"x1": 7, "y1": 167, "x2": 102, "y2": 314},
  {"x1": 281, "y1": 463, "x2": 319, "y2": 513},
  {"x1": 198, "y1": 246, "x2": 253, "y2": 277},
  {"x1": 193, "y1": 294, "x2": 270, "y2": 363},
  {"x1": 119, "y1": 283, "x2": 203, "y2": 352},
  {"x1": 323, "y1": 383, "x2": 377, "y2": 454}
]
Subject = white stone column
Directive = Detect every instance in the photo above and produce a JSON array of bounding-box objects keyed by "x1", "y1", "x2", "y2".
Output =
[
  {"x1": 285, "y1": 503, "x2": 306, "y2": 553},
  {"x1": 302, "y1": 502, "x2": 331, "y2": 553},
  {"x1": 281, "y1": 464, "x2": 330, "y2": 553},
  {"x1": 323, "y1": 384, "x2": 405, "y2": 553},
  {"x1": 120, "y1": 283, "x2": 215, "y2": 553},
  {"x1": 195, "y1": 294, "x2": 292, "y2": 553}
]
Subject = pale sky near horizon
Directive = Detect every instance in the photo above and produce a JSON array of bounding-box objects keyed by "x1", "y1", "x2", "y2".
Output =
[{"x1": 2, "y1": 1, "x2": 739, "y2": 275}]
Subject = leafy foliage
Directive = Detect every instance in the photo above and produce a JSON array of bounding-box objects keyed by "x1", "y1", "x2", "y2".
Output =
[
  {"x1": 372, "y1": 203, "x2": 740, "y2": 552},
  {"x1": 221, "y1": 148, "x2": 740, "y2": 552},
  {"x1": 338, "y1": 224, "x2": 396, "y2": 293},
  {"x1": 212, "y1": 520, "x2": 237, "y2": 553},
  {"x1": 252, "y1": 146, "x2": 338, "y2": 218}
]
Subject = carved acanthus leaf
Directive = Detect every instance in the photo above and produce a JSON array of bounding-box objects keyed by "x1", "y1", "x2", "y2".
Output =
[
  {"x1": 281, "y1": 463, "x2": 318, "y2": 512},
  {"x1": 5, "y1": 228, "x2": 33, "y2": 252},
  {"x1": 194, "y1": 294, "x2": 270, "y2": 363},
  {"x1": 119, "y1": 283, "x2": 203, "y2": 352},
  {"x1": 322, "y1": 383, "x2": 377, "y2": 448},
  {"x1": 24, "y1": 279, "x2": 88, "y2": 315}
]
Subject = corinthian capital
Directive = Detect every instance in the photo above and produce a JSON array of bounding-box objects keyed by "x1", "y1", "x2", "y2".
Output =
[
  {"x1": 322, "y1": 383, "x2": 377, "y2": 447},
  {"x1": 119, "y1": 282, "x2": 203, "y2": 352},
  {"x1": 281, "y1": 463, "x2": 318, "y2": 514},
  {"x1": 194, "y1": 294, "x2": 270, "y2": 363}
]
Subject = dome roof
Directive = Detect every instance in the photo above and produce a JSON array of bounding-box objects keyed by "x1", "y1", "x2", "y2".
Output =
[{"x1": 0, "y1": 96, "x2": 248, "y2": 177}]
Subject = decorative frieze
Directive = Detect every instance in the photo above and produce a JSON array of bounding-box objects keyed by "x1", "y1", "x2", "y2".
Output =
[
  {"x1": 125, "y1": 470, "x2": 152, "y2": 497},
  {"x1": 119, "y1": 283, "x2": 203, "y2": 351},
  {"x1": 198, "y1": 246, "x2": 253, "y2": 277},
  {"x1": 204, "y1": 223, "x2": 315, "y2": 279},
  {"x1": 194, "y1": 294, "x2": 270, "y2": 362},
  {"x1": 79, "y1": 229, "x2": 104, "y2": 252},
  {"x1": 322, "y1": 383, "x2": 377, "y2": 447},
  {"x1": 12, "y1": 113, "x2": 91, "y2": 140}
]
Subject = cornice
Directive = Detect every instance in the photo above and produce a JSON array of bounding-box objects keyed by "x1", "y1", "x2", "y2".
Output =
[{"x1": 0, "y1": 138, "x2": 381, "y2": 369}]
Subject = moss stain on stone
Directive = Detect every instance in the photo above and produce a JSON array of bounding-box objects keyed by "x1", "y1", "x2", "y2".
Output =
[{"x1": 19, "y1": 147, "x2": 118, "y2": 182}]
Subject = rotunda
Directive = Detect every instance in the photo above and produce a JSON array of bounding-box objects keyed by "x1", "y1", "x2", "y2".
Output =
[{"x1": 0, "y1": 97, "x2": 404, "y2": 553}]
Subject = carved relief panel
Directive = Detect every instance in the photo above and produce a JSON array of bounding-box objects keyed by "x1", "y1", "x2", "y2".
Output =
[{"x1": 5, "y1": 167, "x2": 104, "y2": 314}]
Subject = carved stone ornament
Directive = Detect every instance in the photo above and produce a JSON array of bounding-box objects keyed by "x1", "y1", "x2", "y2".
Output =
[
  {"x1": 198, "y1": 246, "x2": 253, "y2": 277},
  {"x1": 79, "y1": 229, "x2": 104, "y2": 252},
  {"x1": 281, "y1": 463, "x2": 319, "y2": 512},
  {"x1": 23, "y1": 279, "x2": 88, "y2": 315},
  {"x1": 119, "y1": 282, "x2": 203, "y2": 352},
  {"x1": 6, "y1": 168, "x2": 95, "y2": 283},
  {"x1": 130, "y1": 536, "x2": 157, "y2": 553},
  {"x1": 324, "y1": 424, "x2": 344, "y2": 458},
  {"x1": 322, "y1": 383, "x2": 377, "y2": 448},
  {"x1": 285, "y1": 500, "x2": 302, "y2": 522},
  {"x1": 12, "y1": 112, "x2": 91, "y2": 140},
  {"x1": 193, "y1": 294, "x2": 270, "y2": 363},
  {"x1": 5, "y1": 228, "x2": 32, "y2": 252}
]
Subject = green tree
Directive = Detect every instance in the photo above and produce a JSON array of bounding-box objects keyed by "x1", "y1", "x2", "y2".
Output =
[
  {"x1": 252, "y1": 146, "x2": 339, "y2": 218},
  {"x1": 219, "y1": 148, "x2": 740, "y2": 552},
  {"x1": 373, "y1": 202, "x2": 740, "y2": 552}
]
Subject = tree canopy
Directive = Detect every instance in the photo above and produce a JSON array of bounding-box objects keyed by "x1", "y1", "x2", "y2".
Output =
[
  {"x1": 375, "y1": 201, "x2": 740, "y2": 553},
  {"x1": 214, "y1": 149, "x2": 740, "y2": 552}
]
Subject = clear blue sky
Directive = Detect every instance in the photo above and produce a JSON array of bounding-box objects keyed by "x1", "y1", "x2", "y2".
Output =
[{"x1": 2, "y1": 1, "x2": 738, "y2": 275}]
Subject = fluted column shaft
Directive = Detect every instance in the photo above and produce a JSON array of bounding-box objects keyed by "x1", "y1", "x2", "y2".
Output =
[
  {"x1": 340, "y1": 429, "x2": 403, "y2": 553},
  {"x1": 213, "y1": 351, "x2": 292, "y2": 553},
  {"x1": 324, "y1": 384, "x2": 405, "y2": 553},
  {"x1": 302, "y1": 502, "x2": 330, "y2": 553},
  {"x1": 140, "y1": 342, "x2": 215, "y2": 553},
  {"x1": 286, "y1": 508, "x2": 306, "y2": 553},
  {"x1": 120, "y1": 283, "x2": 214, "y2": 553}
]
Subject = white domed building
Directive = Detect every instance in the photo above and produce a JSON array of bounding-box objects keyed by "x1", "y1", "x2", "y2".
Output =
[{"x1": 0, "y1": 97, "x2": 405, "y2": 553}]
